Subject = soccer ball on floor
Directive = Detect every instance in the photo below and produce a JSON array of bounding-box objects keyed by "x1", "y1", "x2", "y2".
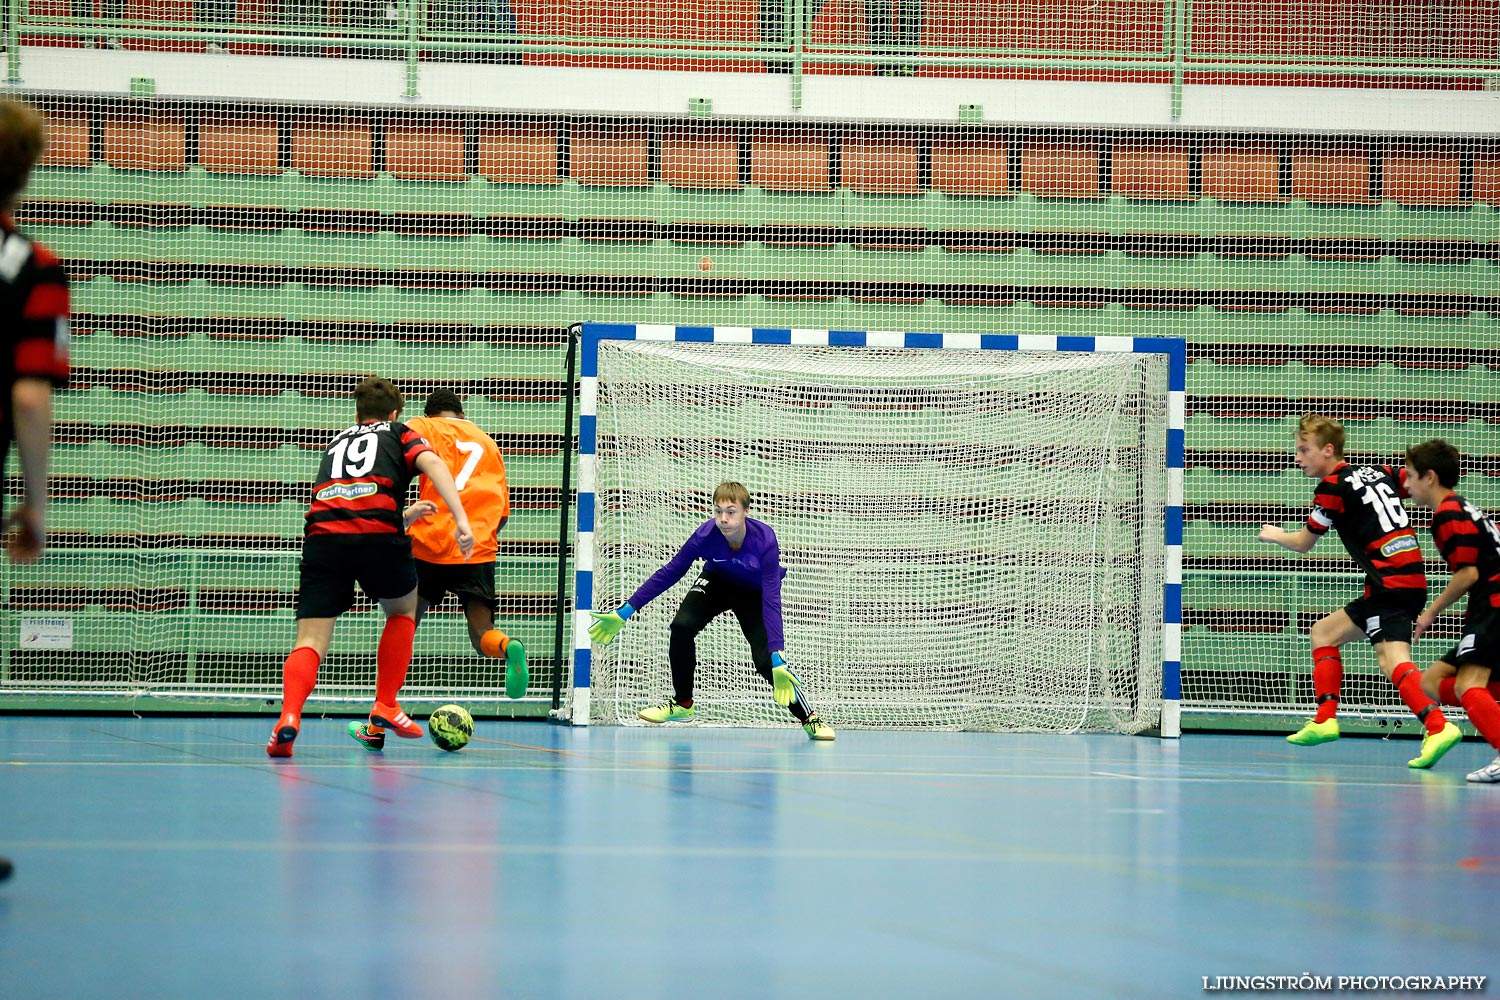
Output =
[{"x1": 428, "y1": 704, "x2": 474, "y2": 752}]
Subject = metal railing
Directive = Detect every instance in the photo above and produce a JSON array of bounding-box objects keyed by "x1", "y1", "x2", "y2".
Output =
[{"x1": 9, "y1": 0, "x2": 1500, "y2": 115}]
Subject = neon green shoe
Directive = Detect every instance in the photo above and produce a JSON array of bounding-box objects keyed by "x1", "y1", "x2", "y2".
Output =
[
  {"x1": 638, "y1": 699, "x2": 694, "y2": 724},
  {"x1": 1408, "y1": 722, "x2": 1462, "y2": 769},
  {"x1": 504, "y1": 638, "x2": 529, "y2": 700},
  {"x1": 771, "y1": 665, "x2": 802, "y2": 708},
  {"x1": 802, "y1": 714, "x2": 835, "y2": 741},
  {"x1": 347, "y1": 720, "x2": 385, "y2": 752},
  {"x1": 1287, "y1": 718, "x2": 1340, "y2": 746}
]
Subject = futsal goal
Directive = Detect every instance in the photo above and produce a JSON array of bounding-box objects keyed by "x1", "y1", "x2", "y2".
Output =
[{"x1": 572, "y1": 324, "x2": 1184, "y2": 736}]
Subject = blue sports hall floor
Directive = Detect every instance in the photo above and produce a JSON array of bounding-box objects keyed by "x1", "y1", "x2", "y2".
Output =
[{"x1": 2, "y1": 715, "x2": 1497, "y2": 1000}]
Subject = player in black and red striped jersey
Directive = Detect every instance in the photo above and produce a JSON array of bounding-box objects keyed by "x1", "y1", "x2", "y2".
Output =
[
  {"x1": 1258, "y1": 414, "x2": 1460, "y2": 767},
  {"x1": 266, "y1": 377, "x2": 474, "y2": 759},
  {"x1": 0, "y1": 100, "x2": 71, "y2": 886},
  {"x1": 1404, "y1": 439, "x2": 1500, "y2": 782},
  {"x1": 0, "y1": 101, "x2": 70, "y2": 564}
]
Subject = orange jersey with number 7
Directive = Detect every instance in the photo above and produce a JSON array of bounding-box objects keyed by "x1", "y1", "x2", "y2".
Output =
[{"x1": 405, "y1": 415, "x2": 509, "y2": 564}]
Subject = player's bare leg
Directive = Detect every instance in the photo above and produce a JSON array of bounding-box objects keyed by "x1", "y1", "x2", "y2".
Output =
[
  {"x1": 1423, "y1": 658, "x2": 1457, "y2": 705},
  {"x1": 1425, "y1": 659, "x2": 1500, "y2": 710},
  {"x1": 466, "y1": 599, "x2": 528, "y2": 699}
]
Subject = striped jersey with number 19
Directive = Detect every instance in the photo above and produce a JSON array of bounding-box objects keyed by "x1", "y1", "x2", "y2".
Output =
[
  {"x1": 305, "y1": 420, "x2": 433, "y2": 537},
  {"x1": 1305, "y1": 462, "x2": 1426, "y2": 596}
]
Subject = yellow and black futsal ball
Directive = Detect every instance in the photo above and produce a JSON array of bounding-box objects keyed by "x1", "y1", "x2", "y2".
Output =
[{"x1": 428, "y1": 704, "x2": 474, "y2": 752}]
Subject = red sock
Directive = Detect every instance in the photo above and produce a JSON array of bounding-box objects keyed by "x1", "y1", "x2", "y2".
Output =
[
  {"x1": 1393, "y1": 662, "x2": 1447, "y2": 734},
  {"x1": 479, "y1": 629, "x2": 508, "y2": 659},
  {"x1": 1437, "y1": 677, "x2": 1500, "y2": 706},
  {"x1": 375, "y1": 614, "x2": 418, "y2": 706},
  {"x1": 280, "y1": 646, "x2": 321, "y2": 720},
  {"x1": 1312, "y1": 646, "x2": 1343, "y2": 722},
  {"x1": 1460, "y1": 687, "x2": 1500, "y2": 752}
]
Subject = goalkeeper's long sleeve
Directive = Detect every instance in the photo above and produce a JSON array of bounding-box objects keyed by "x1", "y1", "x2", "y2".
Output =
[{"x1": 627, "y1": 517, "x2": 788, "y2": 652}]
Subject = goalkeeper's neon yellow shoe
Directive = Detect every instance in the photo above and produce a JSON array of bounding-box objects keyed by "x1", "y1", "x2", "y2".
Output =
[
  {"x1": 802, "y1": 714, "x2": 835, "y2": 741},
  {"x1": 1408, "y1": 722, "x2": 1462, "y2": 769},
  {"x1": 1287, "y1": 718, "x2": 1340, "y2": 746},
  {"x1": 771, "y1": 665, "x2": 802, "y2": 708},
  {"x1": 638, "y1": 699, "x2": 694, "y2": 724}
]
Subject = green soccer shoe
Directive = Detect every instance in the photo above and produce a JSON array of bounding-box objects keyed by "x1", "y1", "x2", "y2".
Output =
[
  {"x1": 504, "y1": 638, "x2": 529, "y2": 700},
  {"x1": 638, "y1": 699, "x2": 694, "y2": 724},
  {"x1": 1408, "y1": 722, "x2": 1462, "y2": 769},
  {"x1": 347, "y1": 721, "x2": 386, "y2": 752},
  {"x1": 1286, "y1": 719, "x2": 1340, "y2": 746},
  {"x1": 802, "y1": 714, "x2": 835, "y2": 741}
]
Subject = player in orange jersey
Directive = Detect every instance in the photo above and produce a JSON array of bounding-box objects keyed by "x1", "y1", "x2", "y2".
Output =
[{"x1": 376, "y1": 390, "x2": 527, "y2": 731}]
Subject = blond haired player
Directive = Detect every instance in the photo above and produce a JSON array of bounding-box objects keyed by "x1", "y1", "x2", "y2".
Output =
[
  {"x1": 346, "y1": 389, "x2": 527, "y2": 751},
  {"x1": 1257, "y1": 413, "x2": 1459, "y2": 768}
]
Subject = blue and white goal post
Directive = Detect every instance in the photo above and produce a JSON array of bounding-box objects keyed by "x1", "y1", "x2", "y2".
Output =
[{"x1": 570, "y1": 324, "x2": 1185, "y2": 738}]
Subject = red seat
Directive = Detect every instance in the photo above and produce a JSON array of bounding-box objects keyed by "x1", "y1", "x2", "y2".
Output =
[
  {"x1": 1113, "y1": 142, "x2": 1193, "y2": 201},
  {"x1": 198, "y1": 113, "x2": 280, "y2": 176},
  {"x1": 386, "y1": 121, "x2": 467, "y2": 182},
  {"x1": 842, "y1": 130, "x2": 921, "y2": 195},
  {"x1": 571, "y1": 124, "x2": 651, "y2": 187},
  {"x1": 1383, "y1": 148, "x2": 1464, "y2": 206},
  {"x1": 1291, "y1": 146, "x2": 1374, "y2": 205},
  {"x1": 101, "y1": 114, "x2": 188, "y2": 171},
  {"x1": 477, "y1": 123, "x2": 561, "y2": 184},
  {"x1": 1020, "y1": 141, "x2": 1103, "y2": 199},
  {"x1": 1201, "y1": 142, "x2": 1283, "y2": 203},
  {"x1": 661, "y1": 125, "x2": 741, "y2": 191},
  {"x1": 931, "y1": 138, "x2": 1010, "y2": 197},
  {"x1": 750, "y1": 129, "x2": 831, "y2": 192},
  {"x1": 120, "y1": 0, "x2": 213, "y2": 52},
  {"x1": 290, "y1": 119, "x2": 375, "y2": 178},
  {"x1": 40, "y1": 106, "x2": 92, "y2": 168},
  {"x1": 1475, "y1": 154, "x2": 1500, "y2": 207}
]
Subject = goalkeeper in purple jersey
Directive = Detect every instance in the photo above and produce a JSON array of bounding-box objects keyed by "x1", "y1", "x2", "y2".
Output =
[{"x1": 589, "y1": 481, "x2": 835, "y2": 740}]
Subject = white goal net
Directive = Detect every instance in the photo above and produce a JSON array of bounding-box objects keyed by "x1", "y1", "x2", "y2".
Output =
[{"x1": 582, "y1": 333, "x2": 1171, "y2": 733}]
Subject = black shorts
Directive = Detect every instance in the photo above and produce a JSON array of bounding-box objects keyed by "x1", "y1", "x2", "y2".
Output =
[
  {"x1": 1440, "y1": 606, "x2": 1500, "y2": 669},
  {"x1": 1344, "y1": 590, "x2": 1426, "y2": 646},
  {"x1": 415, "y1": 558, "x2": 497, "y2": 612},
  {"x1": 296, "y1": 534, "x2": 417, "y2": 619}
]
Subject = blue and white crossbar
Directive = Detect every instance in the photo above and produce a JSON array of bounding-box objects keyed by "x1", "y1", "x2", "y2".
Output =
[{"x1": 571, "y1": 324, "x2": 1186, "y2": 737}]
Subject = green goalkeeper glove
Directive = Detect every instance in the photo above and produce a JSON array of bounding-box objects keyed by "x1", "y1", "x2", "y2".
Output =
[
  {"x1": 770, "y1": 651, "x2": 800, "y2": 707},
  {"x1": 588, "y1": 603, "x2": 635, "y2": 646}
]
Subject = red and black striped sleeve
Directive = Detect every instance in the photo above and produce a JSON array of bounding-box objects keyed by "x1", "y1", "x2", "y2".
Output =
[
  {"x1": 1432, "y1": 497, "x2": 1481, "y2": 573},
  {"x1": 15, "y1": 241, "x2": 70, "y2": 388},
  {"x1": 1307, "y1": 476, "x2": 1344, "y2": 534},
  {"x1": 1390, "y1": 465, "x2": 1411, "y2": 500},
  {"x1": 398, "y1": 424, "x2": 433, "y2": 471}
]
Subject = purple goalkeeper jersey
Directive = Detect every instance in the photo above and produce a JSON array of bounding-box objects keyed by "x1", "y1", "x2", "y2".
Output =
[{"x1": 628, "y1": 517, "x2": 789, "y2": 652}]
